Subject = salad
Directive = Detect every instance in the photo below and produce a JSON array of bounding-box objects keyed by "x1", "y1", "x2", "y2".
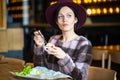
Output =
[{"x1": 12, "y1": 66, "x2": 72, "y2": 79}]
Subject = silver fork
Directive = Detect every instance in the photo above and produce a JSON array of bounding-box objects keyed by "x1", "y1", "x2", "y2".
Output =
[{"x1": 38, "y1": 30, "x2": 47, "y2": 50}]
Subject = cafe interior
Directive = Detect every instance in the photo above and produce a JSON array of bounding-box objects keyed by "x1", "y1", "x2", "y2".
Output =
[{"x1": 0, "y1": 0, "x2": 120, "y2": 80}]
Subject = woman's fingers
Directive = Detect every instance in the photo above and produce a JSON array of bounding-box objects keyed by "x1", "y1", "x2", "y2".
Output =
[
  {"x1": 34, "y1": 30, "x2": 44, "y2": 47},
  {"x1": 34, "y1": 30, "x2": 40, "y2": 35},
  {"x1": 45, "y1": 46, "x2": 55, "y2": 52},
  {"x1": 45, "y1": 46, "x2": 57, "y2": 54}
]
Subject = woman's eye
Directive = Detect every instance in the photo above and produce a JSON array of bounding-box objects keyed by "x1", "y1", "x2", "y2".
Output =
[
  {"x1": 58, "y1": 16, "x2": 63, "y2": 19},
  {"x1": 67, "y1": 14, "x2": 72, "y2": 18},
  {"x1": 58, "y1": 14, "x2": 72, "y2": 19}
]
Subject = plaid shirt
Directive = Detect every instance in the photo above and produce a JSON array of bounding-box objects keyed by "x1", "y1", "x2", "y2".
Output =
[{"x1": 33, "y1": 35, "x2": 92, "y2": 80}]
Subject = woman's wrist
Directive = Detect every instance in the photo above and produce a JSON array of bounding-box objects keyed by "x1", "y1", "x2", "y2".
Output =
[
  {"x1": 60, "y1": 53, "x2": 67, "y2": 59},
  {"x1": 35, "y1": 44, "x2": 43, "y2": 48}
]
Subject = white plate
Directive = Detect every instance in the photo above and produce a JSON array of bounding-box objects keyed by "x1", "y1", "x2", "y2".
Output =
[{"x1": 10, "y1": 66, "x2": 72, "y2": 80}]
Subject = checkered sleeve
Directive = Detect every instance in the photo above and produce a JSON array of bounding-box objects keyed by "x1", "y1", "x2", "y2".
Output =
[
  {"x1": 58, "y1": 40, "x2": 92, "y2": 80},
  {"x1": 33, "y1": 45, "x2": 46, "y2": 67}
]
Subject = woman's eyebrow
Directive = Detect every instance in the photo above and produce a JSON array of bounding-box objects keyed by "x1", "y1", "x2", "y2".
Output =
[{"x1": 58, "y1": 12, "x2": 73, "y2": 15}]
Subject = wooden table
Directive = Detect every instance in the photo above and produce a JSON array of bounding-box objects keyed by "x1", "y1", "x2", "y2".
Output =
[
  {"x1": 0, "y1": 60, "x2": 24, "y2": 80},
  {"x1": 0, "y1": 61, "x2": 70, "y2": 80}
]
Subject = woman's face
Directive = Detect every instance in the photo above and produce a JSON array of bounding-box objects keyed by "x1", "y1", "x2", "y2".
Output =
[{"x1": 56, "y1": 6, "x2": 78, "y2": 32}]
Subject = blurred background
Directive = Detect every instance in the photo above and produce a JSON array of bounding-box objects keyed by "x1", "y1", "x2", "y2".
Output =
[
  {"x1": 0, "y1": 0, "x2": 120, "y2": 65},
  {"x1": 0, "y1": 0, "x2": 120, "y2": 79}
]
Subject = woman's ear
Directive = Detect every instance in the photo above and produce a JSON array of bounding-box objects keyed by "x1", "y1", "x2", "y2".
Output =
[{"x1": 75, "y1": 17, "x2": 78, "y2": 23}]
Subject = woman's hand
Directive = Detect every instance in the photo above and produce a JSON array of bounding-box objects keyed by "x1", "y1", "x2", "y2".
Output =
[
  {"x1": 34, "y1": 30, "x2": 44, "y2": 48},
  {"x1": 45, "y1": 43, "x2": 67, "y2": 59}
]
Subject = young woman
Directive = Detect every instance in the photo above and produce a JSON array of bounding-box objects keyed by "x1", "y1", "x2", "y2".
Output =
[{"x1": 33, "y1": 0, "x2": 92, "y2": 80}]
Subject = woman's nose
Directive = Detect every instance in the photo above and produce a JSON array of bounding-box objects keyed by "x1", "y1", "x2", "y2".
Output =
[{"x1": 63, "y1": 16, "x2": 67, "y2": 22}]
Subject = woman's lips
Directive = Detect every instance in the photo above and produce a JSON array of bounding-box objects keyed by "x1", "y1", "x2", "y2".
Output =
[{"x1": 63, "y1": 23, "x2": 68, "y2": 26}]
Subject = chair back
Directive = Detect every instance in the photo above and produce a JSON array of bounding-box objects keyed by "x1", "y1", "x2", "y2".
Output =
[
  {"x1": 92, "y1": 48, "x2": 108, "y2": 60},
  {"x1": 108, "y1": 51, "x2": 120, "y2": 69},
  {"x1": 2, "y1": 57, "x2": 25, "y2": 66},
  {"x1": 109, "y1": 51, "x2": 120, "y2": 64},
  {"x1": 0, "y1": 55, "x2": 4, "y2": 61},
  {"x1": 92, "y1": 48, "x2": 109, "y2": 68},
  {"x1": 88, "y1": 66, "x2": 117, "y2": 80}
]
